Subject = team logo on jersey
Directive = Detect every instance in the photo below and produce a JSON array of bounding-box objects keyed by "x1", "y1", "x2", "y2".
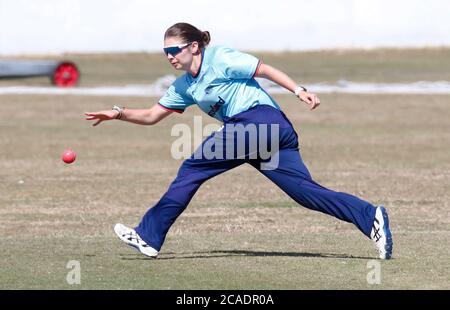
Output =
[{"x1": 208, "y1": 96, "x2": 225, "y2": 117}]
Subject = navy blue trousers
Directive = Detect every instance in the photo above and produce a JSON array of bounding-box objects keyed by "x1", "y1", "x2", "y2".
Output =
[{"x1": 135, "y1": 105, "x2": 376, "y2": 251}]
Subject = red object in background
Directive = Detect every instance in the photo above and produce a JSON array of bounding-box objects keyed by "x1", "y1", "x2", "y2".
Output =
[
  {"x1": 52, "y1": 62, "x2": 80, "y2": 87},
  {"x1": 0, "y1": 60, "x2": 80, "y2": 87},
  {"x1": 62, "y1": 149, "x2": 77, "y2": 164}
]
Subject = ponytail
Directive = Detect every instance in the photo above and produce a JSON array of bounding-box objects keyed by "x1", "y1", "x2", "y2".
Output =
[{"x1": 201, "y1": 31, "x2": 211, "y2": 48}]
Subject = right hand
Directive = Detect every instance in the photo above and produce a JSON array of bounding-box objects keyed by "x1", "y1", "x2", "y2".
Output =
[
  {"x1": 299, "y1": 91, "x2": 321, "y2": 110},
  {"x1": 84, "y1": 110, "x2": 118, "y2": 126}
]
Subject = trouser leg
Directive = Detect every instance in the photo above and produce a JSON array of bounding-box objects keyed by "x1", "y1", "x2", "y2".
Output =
[
  {"x1": 135, "y1": 131, "x2": 245, "y2": 251},
  {"x1": 251, "y1": 148, "x2": 376, "y2": 237}
]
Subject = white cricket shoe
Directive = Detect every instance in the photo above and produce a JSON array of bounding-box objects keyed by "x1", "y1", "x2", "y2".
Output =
[
  {"x1": 114, "y1": 223, "x2": 159, "y2": 258},
  {"x1": 370, "y1": 206, "x2": 393, "y2": 259}
]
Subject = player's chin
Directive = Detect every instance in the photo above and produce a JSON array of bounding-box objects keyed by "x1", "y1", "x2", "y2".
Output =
[{"x1": 172, "y1": 63, "x2": 182, "y2": 70}]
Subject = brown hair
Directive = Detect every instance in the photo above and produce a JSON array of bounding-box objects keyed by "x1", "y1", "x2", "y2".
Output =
[{"x1": 164, "y1": 22, "x2": 211, "y2": 49}]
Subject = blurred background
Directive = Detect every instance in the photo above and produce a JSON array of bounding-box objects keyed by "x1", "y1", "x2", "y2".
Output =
[
  {"x1": 1, "y1": 0, "x2": 450, "y2": 89},
  {"x1": 1, "y1": 0, "x2": 450, "y2": 54}
]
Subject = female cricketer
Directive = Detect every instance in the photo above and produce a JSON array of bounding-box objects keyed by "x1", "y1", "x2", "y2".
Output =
[{"x1": 85, "y1": 23, "x2": 393, "y2": 259}]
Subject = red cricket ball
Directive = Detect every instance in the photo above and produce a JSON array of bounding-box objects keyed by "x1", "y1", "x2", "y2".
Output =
[{"x1": 62, "y1": 149, "x2": 76, "y2": 164}]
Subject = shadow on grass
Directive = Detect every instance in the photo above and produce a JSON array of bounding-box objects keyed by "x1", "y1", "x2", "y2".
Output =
[{"x1": 119, "y1": 250, "x2": 373, "y2": 260}]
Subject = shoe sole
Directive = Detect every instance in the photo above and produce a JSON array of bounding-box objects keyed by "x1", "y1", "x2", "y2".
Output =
[{"x1": 379, "y1": 206, "x2": 393, "y2": 259}]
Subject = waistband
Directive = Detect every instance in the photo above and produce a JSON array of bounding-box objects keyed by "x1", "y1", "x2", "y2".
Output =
[{"x1": 222, "y1": 105, "x2": 293, "y2": 128}]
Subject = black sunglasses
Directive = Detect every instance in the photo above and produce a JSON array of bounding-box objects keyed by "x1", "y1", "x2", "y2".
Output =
[{"x1": 163, "y1": 42, "x2": 192, "y2": 56}]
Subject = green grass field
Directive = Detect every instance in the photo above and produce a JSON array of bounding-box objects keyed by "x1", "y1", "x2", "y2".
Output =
[{"x1": 0, "y1": 49, "x2": 449, "y2": 289}]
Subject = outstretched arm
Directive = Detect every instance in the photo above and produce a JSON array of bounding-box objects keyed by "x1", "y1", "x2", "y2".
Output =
[
  {"x1": 255, "y1": 63, "x2": 320, "y2": 110},
  {"x1": 85, "y1": 103, "x2": 173, "y2": 127}
]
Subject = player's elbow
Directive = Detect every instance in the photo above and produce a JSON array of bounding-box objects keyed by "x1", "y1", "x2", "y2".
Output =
[
  {"x1": 145, "y1": 110, "x2": 169, "y2": 125},
  {"x1": 145, "y1": 116, "x2": 159, "y2": 126},
  {"x1": 142, "y1": 110, "x2": 159, "y2": 125}
]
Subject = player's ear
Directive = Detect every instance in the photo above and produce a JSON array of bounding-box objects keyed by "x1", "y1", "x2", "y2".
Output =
[{"x1": 191, "y1": 41, "x2": 200, "y2": 54}]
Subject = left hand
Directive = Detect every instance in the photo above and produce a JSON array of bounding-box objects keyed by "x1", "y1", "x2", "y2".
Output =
[{"x1": 299, "y1": 91, "x2": 321, "y2": 110}]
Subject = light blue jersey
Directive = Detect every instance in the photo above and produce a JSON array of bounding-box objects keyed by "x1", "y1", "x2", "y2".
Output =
[{"x1": 159, "y1": 45, "x2": 280, "y2": 122}]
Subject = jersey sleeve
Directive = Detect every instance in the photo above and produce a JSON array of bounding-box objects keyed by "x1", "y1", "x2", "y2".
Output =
[
  {"x1": 216, "y1": 46, "x2": 260, "y2": 80},
  {"x1": 158, "y1": 76, "x2": 194, "y2": 113}
]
